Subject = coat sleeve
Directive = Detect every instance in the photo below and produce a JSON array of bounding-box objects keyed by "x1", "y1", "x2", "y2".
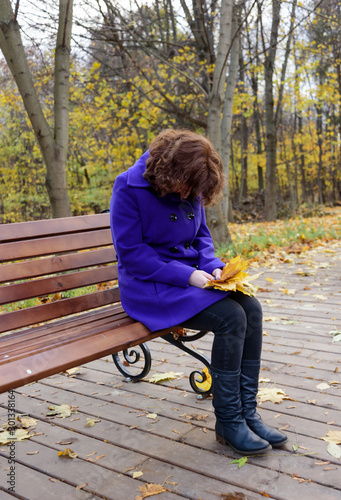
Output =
[
  {"x1": 110, "y1": 174, "x2": 194, "y2": 288},
  {"x1": 193, "y1": 206, "x2": 226, "y2": 274}
]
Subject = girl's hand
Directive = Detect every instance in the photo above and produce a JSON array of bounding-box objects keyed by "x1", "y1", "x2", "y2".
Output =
[
  {"x1": 212, "y1": 268, "x2": 222, "y2": 280},
  {"x1": 189, "y1": 270, "x2": 214, "y2": 288}
]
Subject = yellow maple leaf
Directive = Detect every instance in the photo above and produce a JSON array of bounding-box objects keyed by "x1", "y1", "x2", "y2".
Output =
[
  {"x1": 0, "y1": 428, "x2": 33, "y2": 445},
  {"x1": 319, "y1": 430, "x2": 341, "y2": 444},
  {"x1": 206, "y1": 256, "x2": 260, "y2": 296},
  {"x1": 257, "y1": 387, "x2": 291, "y2": 404}
]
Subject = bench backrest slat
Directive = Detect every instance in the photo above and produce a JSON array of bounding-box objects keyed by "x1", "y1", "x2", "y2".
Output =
[
  {"x1": 0, "y1": 213, "x2": 120, "y2": 333},
  {"x1": 0, "y1": 247, "x2": 116, "y2": 283},
  {"x1": 0, "y1": 213, "x2": 111, "y2": 242},
  {"x1": 0, "y1": 265, "x2": 118, "y2": 305},
  {"x1": 0, "y1": 229, "x2": 112, "y2": 262}
]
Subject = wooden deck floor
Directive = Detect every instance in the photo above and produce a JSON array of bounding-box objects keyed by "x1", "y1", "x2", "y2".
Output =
[{"x1": 1, "y1": 241, "x2": 340, "y2": 500}]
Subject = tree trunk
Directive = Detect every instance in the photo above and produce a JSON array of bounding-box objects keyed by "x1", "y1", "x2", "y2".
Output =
[
  {"x1": 263, "y1": 0, "x2": 297, "y2": 221},
  {"x1": 0, "y1": 0, "x2": 72, "y2": 219},
  {"x1": 206, "y1": 0, "x2": 234, "y2": 246},
  {"x1": 238, "y1": 42, "x2": 248, "y2": 203},
  {"x1": 298, "y1": 114, "x2": 307, "y2": 201},
  {"x1": 263, "y1": 0, "x2": 280, "y2": 221},
  {"x1": 247, "y1": 7, "x2": 263, "y2": 194},
  {"x1": 316, "y1": 106, "x2": 324, "y2": 204},
  {"x1": 221, "y1": 2, "x2": 240, "y2": 220}
]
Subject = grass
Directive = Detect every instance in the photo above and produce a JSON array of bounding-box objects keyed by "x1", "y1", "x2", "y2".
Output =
[{"x1": 218, "y1": 207, "x2": 341, "y2": 260}]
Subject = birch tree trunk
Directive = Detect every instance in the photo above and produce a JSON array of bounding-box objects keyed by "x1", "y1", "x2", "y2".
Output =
[
  {"x1": 221, "y1": 2, "x2": 240, "y2": 221},
  {"x1": 206, "y1": 0, "x2": 234, "y2": 246},
  {"x1": 0, "y1": 0, "x2": 72, "y2": 218}
]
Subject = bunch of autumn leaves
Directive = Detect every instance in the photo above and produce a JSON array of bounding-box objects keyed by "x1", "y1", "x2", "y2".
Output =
[{"x1": 205, "y1": 255, "x2": 260, "y2": 296}]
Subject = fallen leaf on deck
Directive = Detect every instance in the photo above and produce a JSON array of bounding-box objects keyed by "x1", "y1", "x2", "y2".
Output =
[
  {"x1": 135, "y1": 482, "x2": 166, "y2": 499},
  {"x1": 84, "y1": 418, "x2": 101, "y2": 428},
  {"x1": 148, "y1": 372, "x2": 183, "y2": 384},
  {"x1": 257, "y1": 387, "x2": 291, "y2": 404},
  {"x1": 319, "y1": 430, "x2": 341, "y2": 444},
  {"x1": 146, "y1": 413, "x2": 158, "y2": 420},
  {"x1": 221, "y1": 491, "x2": 249, "y2": 499},
  {"x1": 326, "y1": 442, "x2": 341, "y2": 459},
  {"x1": 58, "y1": 448, "x2": 78, "y2": 458},
  {"x1": 279, "y1": 288, "x2": 296, "y2": 295},
  {"x1": 133, "y1": 471, "x2": 143, "y2": 479},
  {"x1": 0, "y1": 428, "x2": 33, "y2": 445},
  {"x1": 294, "y1": 269, "x2": 315, "y2": 276},
  {"x1": 316, "y1": 383, "x2": 330, "y2": 391},
  {"x1": 16, "y1": 416, "x2": 37, "y2": 428},
  {"x1": 183, "y1": 413, "x2": 208, "y2": 421},
  {"x1": 312, "y1": 294, "x2": 327, "y2": 300},
  {"x1": 329, "y1": 330, "x2": 341, "y2": 342},
  {"x1": 229, "y1": 457, "x2": 248, "y2": 468},
  {"x1": 47, "y1": 404, "x2": 75, "y2": 418},
  {"x1": 64, "y1": 367, "x2": 80, "y2": 376},
  {"x1": 75, "y1": 483, "x2": 88, "y2": 490}
]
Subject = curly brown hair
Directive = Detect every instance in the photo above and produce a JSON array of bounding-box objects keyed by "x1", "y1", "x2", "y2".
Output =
[{"x1": 143, "y1": 129, "x2": 225, "y2": 206}]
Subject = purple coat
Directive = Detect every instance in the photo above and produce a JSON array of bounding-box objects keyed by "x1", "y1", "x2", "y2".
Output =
[{"x1": 110, "y1": 151, "x2": 228, "y2": 332}]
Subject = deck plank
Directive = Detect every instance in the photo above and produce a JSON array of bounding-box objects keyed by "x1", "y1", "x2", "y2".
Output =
[{"x1": 0, "y1": 241, "x2": 340, "y2": 499}]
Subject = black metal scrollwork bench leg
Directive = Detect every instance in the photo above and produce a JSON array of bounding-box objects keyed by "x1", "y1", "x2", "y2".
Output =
[{"x1": 112, "y1": 330, "x2": 212, "y2": 398}]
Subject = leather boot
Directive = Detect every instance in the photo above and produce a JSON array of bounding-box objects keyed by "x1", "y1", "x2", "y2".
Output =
[
  {"x1": 212, "y1": 367, "x2": 271, "y2": 455},
  {"x1": 240, "y1": 360, "x2": 288, "y2": 447}
]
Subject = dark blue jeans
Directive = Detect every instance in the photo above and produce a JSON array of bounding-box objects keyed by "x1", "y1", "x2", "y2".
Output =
[{"x1": 180, "y1": 292, "x2": 263, "y2": 371}]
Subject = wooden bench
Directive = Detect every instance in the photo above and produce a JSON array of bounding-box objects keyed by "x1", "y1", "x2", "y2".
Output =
[{"x1": 0, "y1": 213, "x2": 211, "y2": 396}]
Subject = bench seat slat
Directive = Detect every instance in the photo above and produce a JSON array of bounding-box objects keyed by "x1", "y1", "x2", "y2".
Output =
[
  {"x1": 0, "y1": 303, "x2": 120, "y2": 344},
  {"x1": 0, "y1": 213, "x2": 111, "y2": 242},
  {"x1": 0, "y1": 266, "x2": 118, "y2": 305},
  {"x1": 0, "y1": 247, "x2": 116, "y2": 283},
  {"x1": 0, "y1": 321, "x2": 175, "y2": 393},
  {"x1": 0, "y1": 288, "x2": 120, "y2": 333},
  {"x1": 1, "y1": 314, "x2": 134, "y2": 363},
  {"x1": 0, "y1": 304, "x2": 127, "y2": 352}
]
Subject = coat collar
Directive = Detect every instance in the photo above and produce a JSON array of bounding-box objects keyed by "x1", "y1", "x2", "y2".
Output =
[{"x1": 127, "y1": 150, "x2": 151, "y2": 188}]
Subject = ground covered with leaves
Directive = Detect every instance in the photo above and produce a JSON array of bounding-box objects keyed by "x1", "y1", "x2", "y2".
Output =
[{"x1": 222, "y1": 206, "x2": 341, "y2": 261}]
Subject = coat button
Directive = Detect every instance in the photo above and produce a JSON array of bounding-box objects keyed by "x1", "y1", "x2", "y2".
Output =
[
  {"x1": 170, "y1": 213, "x2": 178, "y2": 222},
  {"x1": 170, "y1": 246, "x2": 178, "y2": 253},
  {"x1": 187, "y1": 211, "x2": 194, "y2": 220},
  {"x1": 184, "y1": 242, "x2": 191, "y2": 249}
]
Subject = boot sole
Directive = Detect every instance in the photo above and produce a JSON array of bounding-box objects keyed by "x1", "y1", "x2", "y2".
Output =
[
  {"x1": 216, "y1": 432, "x2": 271, "y2": 455},
  {"x1": 271, "y1": 437, "x2": 288, "y2": 448}
]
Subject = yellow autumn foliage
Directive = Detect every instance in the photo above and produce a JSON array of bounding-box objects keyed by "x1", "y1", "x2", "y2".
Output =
[{"x1": 205, "y1": 255, "x2": 260, "y2": 296}]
